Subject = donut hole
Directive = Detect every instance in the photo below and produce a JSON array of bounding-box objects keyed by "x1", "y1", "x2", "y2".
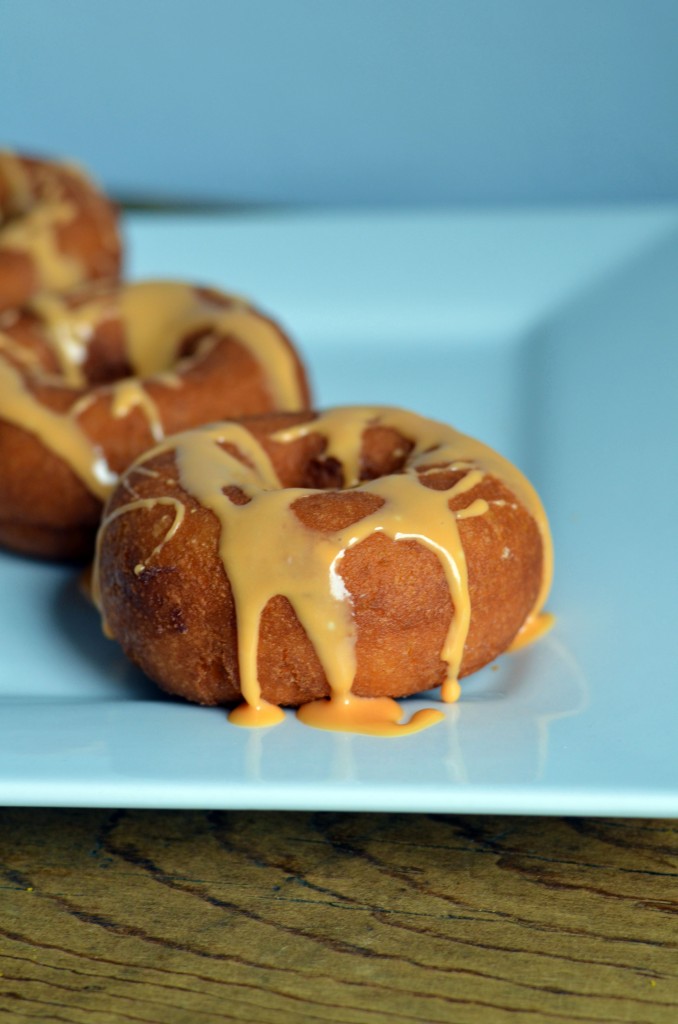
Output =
[
  {"x1": 5, "y1": 291, "x2": 241, "y2": 390},
  {"x1": 81, "y1": 317, "x2": 133, "y2": 384},
  {"x1": 250, "y1": 415, "x2": 416, "y2": 493},
  {"x1": 302, "y1": 455, "x2": 343, "y2": 490},
  {"x1": 85, "y1": 321, "x2": 222, "y2": 385},
  {"x1": 250, "y1": 418, "x2": 419, "y2": 530}
]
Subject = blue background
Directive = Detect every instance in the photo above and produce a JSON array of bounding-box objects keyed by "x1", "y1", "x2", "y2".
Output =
[{"x1": 2, "y1": 0, "x2": 678, "y2": 207}]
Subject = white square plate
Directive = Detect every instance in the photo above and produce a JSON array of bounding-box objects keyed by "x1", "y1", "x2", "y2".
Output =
[{"x1": 2, "y1": 207, "x2": 677, "y2": 815}]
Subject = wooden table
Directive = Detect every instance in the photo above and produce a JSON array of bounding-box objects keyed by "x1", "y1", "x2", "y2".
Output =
[{"x1": 0, "y1": 810, "x2": 676, "y2": 1022}]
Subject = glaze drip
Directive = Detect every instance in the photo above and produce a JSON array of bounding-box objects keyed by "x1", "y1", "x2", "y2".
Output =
[
  {"x1": 1, "y1": 151, "x2": 86, "y2": 291},
  {"x1": 0, "y1": 281, "x2": 308, "y2": 501},
  {"x1": 1, "y1": 202, "x2": 83, "y2": 291},
  {"x1": 94, "y1": 407, "x2": 553, "y2": 736}
]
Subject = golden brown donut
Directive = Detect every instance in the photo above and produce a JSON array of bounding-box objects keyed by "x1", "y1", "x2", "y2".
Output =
[
  {"x1": 0, "y1": 281, "x2": 311, "y2": 559},
  {"x1": 0, "y1": 151, "x2": 122, "y2": 311},
  {"x1": 93, "y1": 406, "x2": 553, "y2": 735}
]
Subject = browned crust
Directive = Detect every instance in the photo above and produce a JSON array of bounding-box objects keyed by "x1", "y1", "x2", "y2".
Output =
[
  {"x1": 97, "y1": 412, "x2": 544, "y2": 706},
  {"x1": 0, "y1": 291, "x2": 311, "y2": 560}
]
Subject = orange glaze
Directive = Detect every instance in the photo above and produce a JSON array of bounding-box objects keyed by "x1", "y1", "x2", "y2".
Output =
[
  {"x1": 0, "y1": 282, "x2": 308, "y2": 493},
  {"x1": 508, "y1": 611, "x2": 556, "y2": 652},
  {"x1": 94, "y1": 406, "x2": 553, "y2": 736},
  {"x1": 296, "y1": 695, "x2": 446, "y2": 737},
  {"x1": 0, "y1": 281, "x2": 310, "y2": 558}
]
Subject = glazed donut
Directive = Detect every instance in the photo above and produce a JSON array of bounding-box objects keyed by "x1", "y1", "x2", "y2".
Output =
[
  {"x1": 0, "y1": 151, "x2": 121, "y2": 311},
  {"x1": 0, "y1": 280, "x2": 311, "y2": 559},
  {"x1": 93, "y1": 406, "x2": 553, "y2": 735}
]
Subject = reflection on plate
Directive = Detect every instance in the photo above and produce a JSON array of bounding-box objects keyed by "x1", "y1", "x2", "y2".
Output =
[{"x1": 2, "y1": 207, "x2": 678, "y2": 815}]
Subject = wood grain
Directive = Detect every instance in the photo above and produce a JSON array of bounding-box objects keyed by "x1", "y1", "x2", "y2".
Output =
[{"x1": 0, "y1": 811, "x2": 676, "y2": 1023}]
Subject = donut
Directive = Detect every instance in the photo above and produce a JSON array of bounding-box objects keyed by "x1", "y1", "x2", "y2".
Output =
[
  {"x1": 93, "y1": 406, "x2": 553, "y2": 736},
  {"x1": 0, "y1": 280, "x2": 311, "y2": 559},
  {"x1": 0, "y1": 151, "x2": 122, "y2": 311}
]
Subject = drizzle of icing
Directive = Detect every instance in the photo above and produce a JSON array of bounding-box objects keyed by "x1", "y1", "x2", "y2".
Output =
[
  {"x1": 0, "y1": 150, "x2": 122, "y2": 296},
  {"x1": 28, "y1": 292, "x2": 103, "y2": 386},
  {"x1": 508, "y1": 611, "x2": 555, "y2": 651},
  {"x1": 110, "y1": 380, "x2": 165, "y2": 443},
  {"x1": 1, "y1": 202, "x2": 83, "y2": 292},
  {"x1": 0, "y1": 353, "x2": 113, "y2": 499},
  {"x1": 94, "y1": 407, "x2": 553, "y2": 737},
  {"x1": 116, "y1": 282, "x2": 303, "y2": 409},
  {"x1": 0, "y1": 332, "x2": 41, "y2": 370},
  {"x1": 105, "y1": 496, "x2": 185, "y2": 576},
  {"x1": 0, "y1": 282, "x2": 307, "y2": 501}
]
